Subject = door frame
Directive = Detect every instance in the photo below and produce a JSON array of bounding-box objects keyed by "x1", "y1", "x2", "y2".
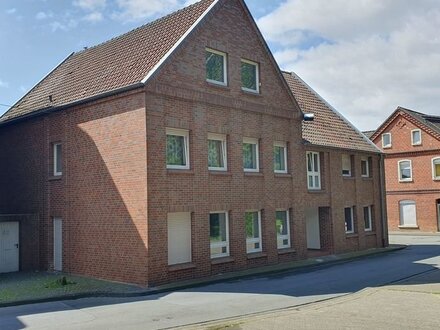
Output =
[{"x1": 53, "y1": 218, "x2": 63, "y2": 271}]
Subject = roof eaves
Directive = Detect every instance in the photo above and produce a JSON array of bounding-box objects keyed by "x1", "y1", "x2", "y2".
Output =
[
  {"x1": 141, "y1": 0, "x2": 219, "y2": 85},
  {"x1": 290, "y1": 72, "x2": 382, "y2": 153}
]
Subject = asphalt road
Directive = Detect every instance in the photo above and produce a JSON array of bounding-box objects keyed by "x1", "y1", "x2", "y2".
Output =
[{"x1": 1, "y1": 234, "x2": 439, "y2": 330}]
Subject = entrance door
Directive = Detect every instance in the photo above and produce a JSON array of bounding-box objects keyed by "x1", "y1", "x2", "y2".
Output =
[
  {"x1": 306, "y1": 208, "x2": 321, "y2": 249},
  {"x1": 53, "y1": 218, "x2": 63, "y2": 271},
  {"x1": 437, "y1": 200, "x2": 440, "y2": 232},
  {"x1": 0, "y1": 222, "x2": 19, "y2": 273},
  {"x1": 399, "y1": 200, "x2": 417, "y2": 227}
]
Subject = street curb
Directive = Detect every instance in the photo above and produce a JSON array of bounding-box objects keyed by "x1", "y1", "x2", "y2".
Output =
[{"x1": 0, "y1": 245, "x2": 406, "y2": 308}]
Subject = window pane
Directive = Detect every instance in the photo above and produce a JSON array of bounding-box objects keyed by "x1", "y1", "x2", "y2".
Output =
[
  {"x1": 383, "y1": 134, "x2": 391, "y2": 146},
  {"x1": 361, "y1": 160, "x2": 367, "y2": 176},
  {"x1": 208, "y1": 139, "x2": 224, "y2": 168},
  {"x1": 206, "y1": 51, "x2": 224, "y2": 83},
  {"x1": 345, "y1": 207, "x2": 353, "y2": 232},
  {"x1": 363, "y1": 207, "x2": 370, "y2": 229},
  {"x1": 245, "y1": 212, "x2": 259, "y2": 238},
  {"x1": 434, "y1": 160, "x2": 440, "y2": 178},
  {"x1": 210, "y1": 213, "x2": 226, "y2": 243},
  {"x1": 313, "y1": 153, "x2": 319, "y2": 172},
  {"x1": 276, "y1": 211, "x2": 288, "y2": 235},
  {"x1": 243, "y1": 143, "x2": 257, "y2": 169},
  {"x1": 307, "y1": 153, "x2": 312, "y2": 172},
  {"x1": 55, "y1": 144, "x2": 62, "y2": 174},
  {"x1": 241, "y1": 62, "x2": 257, "y2": 90},
  {"x1": 399, "y1": 161, "x2": 411, "y2": 179},
  {"x1": 342, "y1": 155, "x2": 351, "y2": 175},
  {"x1": 274, "y1": 146, "x2": 285, "y2": 171},
  {"x1": 412, "y1": 131, "x2": 421, "y2": 144},
  {"x1": 167, "y1": 135, "x2": 186, "y2": 166}
]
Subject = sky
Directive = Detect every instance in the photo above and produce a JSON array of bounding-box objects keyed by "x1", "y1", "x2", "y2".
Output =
[{"x1": 1, "y1": 0, "x2": 440, "y2": 131}]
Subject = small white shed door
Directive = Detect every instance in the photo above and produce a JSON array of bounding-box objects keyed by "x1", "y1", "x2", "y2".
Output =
[
  {"x1": 53, "y1": 218, "x2": 63, "y2": 271},
  {"x1": 306, "y1": 208, "x2": 321, "y2": 249},
  {"x1": 0, "y1": 222, "x2": 19, "y2": 273},
  {"x1": 167, "y1": 212, "x2": 191, "y2": 265},
  {"x1": 400, "y1": 200, "x2": 417, "y2": 227}
]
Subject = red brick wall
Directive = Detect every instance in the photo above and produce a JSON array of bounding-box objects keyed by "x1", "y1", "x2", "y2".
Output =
[{"x1": 372, "y1": 113, "x2": 440, "y2": 232}]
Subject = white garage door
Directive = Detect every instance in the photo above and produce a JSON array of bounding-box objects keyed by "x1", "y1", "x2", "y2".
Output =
[
  {"x1": 399, "y1": 200, "x2": 417, "y2": 227},
  {"x1": 0, "y1": 222, "x2": 19, "y2": 273}
]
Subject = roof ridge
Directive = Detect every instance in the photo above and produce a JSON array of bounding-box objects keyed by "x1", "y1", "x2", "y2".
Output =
[{"x1": 75, "y1": 0, "x2": 213, "y2": 56}]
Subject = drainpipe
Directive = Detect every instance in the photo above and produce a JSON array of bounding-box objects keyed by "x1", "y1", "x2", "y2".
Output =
[{"x1": 379, "y1": 153, "x2": 389, "y2": 247}]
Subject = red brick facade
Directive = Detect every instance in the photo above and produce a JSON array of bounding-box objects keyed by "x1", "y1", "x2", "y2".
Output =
[
  {"x1": 371, "y1": 109, "x2": 440, "y2": 232},
  {"x1": 0, "y1": 0, "x2": 387, "y2": 285}
]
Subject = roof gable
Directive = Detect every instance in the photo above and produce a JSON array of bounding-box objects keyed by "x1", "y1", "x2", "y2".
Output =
[
  {"x1": 0, "y1": 0, "x2": 217, "y2": 123},
  {"x1": 283, "y1": 72, "x2": 380, "y2": 153},
  {"x1": 370, "y1": 106, "x2": 440, "y2": 142}
]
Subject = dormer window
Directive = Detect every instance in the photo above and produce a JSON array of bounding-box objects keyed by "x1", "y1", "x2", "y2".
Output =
[
  {"x1": 206, "y1": 48, "x2": 227, "y2": 86},
  {"x1": 411, "y1": 129, "x2": 421, "y2": 146},
  {"x1": 241, "y1": 59, "x2": 259, "y2": 93},
  {"x1": 382, "y1": 133, "x2": 391, "y2": 148}
]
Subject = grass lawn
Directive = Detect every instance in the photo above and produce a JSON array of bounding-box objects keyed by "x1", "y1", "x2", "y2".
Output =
[{"x1": 0, "y1": 271, "x2": 146, "y2": 305}]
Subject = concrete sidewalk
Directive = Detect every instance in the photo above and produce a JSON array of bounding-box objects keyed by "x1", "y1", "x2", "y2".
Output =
[{"x1": 184, "y1": 268, "x2": 440, "y2": 330}]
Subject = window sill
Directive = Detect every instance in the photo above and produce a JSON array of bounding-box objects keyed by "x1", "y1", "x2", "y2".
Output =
[
  {"x1": 211, "y1": 256, "x2": 234, "y2": 265},
  {"x1": 167, "y1": 169, "x2": 194, "y2": 175},
  {"x1": 247, "y1": 252, "x2": 267, "y2": 259},
  {"x1": 308, "y1": 189, "x2": 325, "y2": 194},
  {"x1": 206, "y1": 81, "x2": 230, "y2": 90},
  {"x1": 362, "y1": 176, "x2": 373, "y2": 181},
  {"x1": 244, "y1": 172, "x2": 263, "y2": 177},
  {"x1": 342, "y1": 176, "x2": 355, "y2": 180},
  {"x1": 241, "y1": 88, "x2": 261, "y2": 96},
  {"x1": 398, "y1": 180, "x2": 413, "y2": 183},
  {"x1": 345, "y1": 233, "x2": 358, "y2": 238},
  {"x1": 278, "y1": 247, "x2": 296, "y2": 255},
  {"x1": 274, "y1": 173, "x2": 291, "y2": 178},
  {"x1": 48, "y1": 175, "x2": 62, "y2": 181},
  {"x1": 209, "y1": 171, "x2": 232, "y2": 176},
  {"x1": 365, "y1": 231, "x2": 376, "y2": 236},
  {"x1": 398, "y1": 225, "x2": 419, "y2": 229},
  {"x1": 168, "y1": 262, "x2": 196, "y2": 272}
]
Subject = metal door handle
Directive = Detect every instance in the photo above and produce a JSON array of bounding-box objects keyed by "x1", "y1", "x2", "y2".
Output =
[{"x1": 15, "y1": 243, "x2": 19, "y2": 248}]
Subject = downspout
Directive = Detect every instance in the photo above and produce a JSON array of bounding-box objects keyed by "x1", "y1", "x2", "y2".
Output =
[{"x1": 379, "y1": 153, "x2": 388, "y2": 247}]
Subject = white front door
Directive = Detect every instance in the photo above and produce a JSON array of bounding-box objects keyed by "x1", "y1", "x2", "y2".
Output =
[
  {"x1": 53, "y1": 218, "x2": 63, "y2": 271},
  {"x1": 437, "y1": 201, "x2": 440, "y2": 232},
  {"x1": 399, "y1": 200, "x2": 417, "y2": 227},
  {"x1": 306, "y1": 208, "x2": 321, "y2": 249},
  {"x1": 0, "y1": 222, "x2": 19, "y2": 273}
]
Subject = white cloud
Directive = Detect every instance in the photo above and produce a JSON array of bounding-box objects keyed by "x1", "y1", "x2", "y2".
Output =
[
  {"x1": 114, "y1": 0, "x2": 180, "y2": 21},
  {"x1": 258, "y1": 0, "x2": 440, "y2": 130},
  {"x1": 50, "y1": 19, "x2": 78, "y2": 32},
  {"x1": 73, "y1": 0, "x2": 106, "y2": 11},
  {"x1": 35, "y1": 11, "x2": 53, "y2": 20},
  {"x1": 0, "y1": 80, "x2": 8, "y2": 88},
  {"x1": 83, "y1": 11, "x2": 104, "y2": 22},
  {"x1": 6, "y1": 8, "x2": 17, "y2": 14}
]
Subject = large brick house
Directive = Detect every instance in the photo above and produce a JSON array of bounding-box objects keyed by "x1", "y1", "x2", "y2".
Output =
[
  {"x1": 0, "y1": 0, "x2": 387, "y2": 285},
  {"x1": 369, "y1": 107, "x2": 440, "y2": 232}
]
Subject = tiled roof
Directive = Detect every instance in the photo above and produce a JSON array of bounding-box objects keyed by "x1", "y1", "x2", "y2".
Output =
[
  {"x1": 283, "y1": 71, "x2": 380, "y2": 153},
  {"x1": 362, "y1": 130, "x2": 376, "y2": 139},
  {"x1": 0, "y1": 0, "x2": 216, "y2": 123},
  {"x1": 370, "y1": 106, "x2": 440, "y2": 141}
]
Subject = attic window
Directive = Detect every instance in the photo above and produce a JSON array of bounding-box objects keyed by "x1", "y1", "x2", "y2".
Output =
[
  {"x1": 206, "y1": 48, "x2": 227, "y2": 86},
  {"x1": 411, "y1": 129, "x2": 421, "y2": 146},
  {"x1": 241, "y1": 59, "x2": 259, "y2": 93},
  {"x1": 382, "y1": 133, "x2": 391, "y2": 148}
]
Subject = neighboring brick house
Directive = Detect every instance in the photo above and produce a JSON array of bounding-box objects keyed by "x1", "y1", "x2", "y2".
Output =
[
  {"x1": 0, "y1": 0, "x2": 387, "y2": 285},
  {"x1": 369, "y1": 107, "x2": 440, "y2": 232}
]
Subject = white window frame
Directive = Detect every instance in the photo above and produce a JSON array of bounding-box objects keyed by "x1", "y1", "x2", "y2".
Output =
[
  {"x1": 166, "y1": 128, "x2": 190, "y2": 170},
  {"x1": 361, "y1": 157, "x2": 370, "y2": 178},
  {"x1": 363, "y1": 206, "x2": 372, "y2": 232},
  {"x1": 53, "y1": 143, "x2": 62, "y2": 176},
  {"x1": 206, "y1": 48, "x2": 227, "y2": 86},
  {"x1": 382, "y1": 133, "x2": 391, "y2": 148},
  {"x1": 209, "y1": 211, "x2": 229, "y2": 259},
  {"x1": 398, "y1": 159, "x2": 412, "y2": 182},
  {"x1": 432, "y1": 157, "x2": 440, "y2": 180},
  {"x1": 208, "y1": 133, "x2": 227, "y2": 171},
  {"x1": 241, "y1": 59, "x2": 260, "y2": 93},
  {"x1": 306, "y1": 151, "x2": 321, "y2": 190},
  {"x1": 243, "y1": 137, "x2": 259, "y2": 172},
  {"x1": 276, "y1": 209, "x2": 290, "y2": 249},
  {"x1": 342, "y1": 154, "x2": 352, "y2": 177},
  {"x1": 246, "y1": 210, "x2": 262, "y2": 253},
  {"x1": 274, "y1": 141, "x2": 288, "y2": 174},
  {"x1": 411, "y1": 129, "x2": 422, "y2": 146},
  {"x1": 345, "y1": 207, "x2": 355, "y2": 234}
]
